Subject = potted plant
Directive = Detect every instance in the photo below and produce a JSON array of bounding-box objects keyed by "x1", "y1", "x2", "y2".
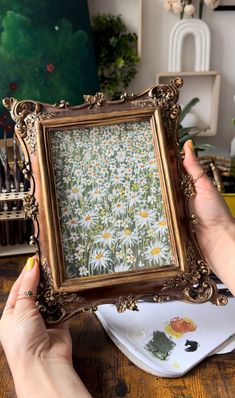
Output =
[{"x1": 91, "y1": 13, "x2": 139, "y2": 99}]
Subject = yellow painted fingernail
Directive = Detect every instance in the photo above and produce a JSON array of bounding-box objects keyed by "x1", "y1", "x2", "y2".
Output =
[
  {"x1": 25, "y1": 257, "x2": 35, "y2": 271},
  {"x1": 188, "y1": 139, "x2": 194, "y2": 152}
]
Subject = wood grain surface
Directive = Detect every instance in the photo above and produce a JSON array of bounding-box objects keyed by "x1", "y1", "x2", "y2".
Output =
[{"x1": 0, "y1": 255, "x2": 235, "y2": 398}]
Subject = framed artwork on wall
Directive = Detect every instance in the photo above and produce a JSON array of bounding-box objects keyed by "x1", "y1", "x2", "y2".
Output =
[{"x1": 3, "y1": 78, "x2": 226, "y2": 324}]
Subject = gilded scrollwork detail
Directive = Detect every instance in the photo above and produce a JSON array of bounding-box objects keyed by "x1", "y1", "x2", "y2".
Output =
[
  {"x1": 2, "y1": 98, "x2": 56, "y2": 154},
  {"x1": 162, "y1": 249, "x2": 226, "y2": 306},
  {"x1": 53, "y1": 99, "x2": 70, "y2": 108},
  {"x1": 36, "y1": 260, "x2": 177, "y2": 324},
  {"x1": 116, "y1": 296, "x2": 139, "y2": 313},
  {"x1": 36, "y1": 260, "x2": 97, "y2": 324},
  {"x1": 21, "y1": 160, "x2": 31, "y2": 180},
  {"x1": 83, "y1": 92, "x2": 105, "y2": 108},
  {"x1": 130, "y1": 78, "x2": 183, "y2": 113},
  {"x1": 181, "y1": 173, "x2": 197, "y2": 198},
  {"x1": 170, "y1": 104, "x2": 181, "y2": 120},
  {"x1": 23, "y1": 193, "x2": 39, "y2": 220}
]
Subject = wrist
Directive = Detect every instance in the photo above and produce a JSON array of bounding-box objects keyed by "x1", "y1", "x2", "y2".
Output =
[{"x1": 13, "y1": 358, "x2": 92, "y2": 398}]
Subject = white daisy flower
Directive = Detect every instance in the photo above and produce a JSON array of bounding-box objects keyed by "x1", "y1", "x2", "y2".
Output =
[
  {"x1": 116, "y1": 151, "x2": 126, "y2": 162},
  {"x1": 63, "y1": 175, "x2": 71, "y2": 184},
  {"x1": 90, "y1": 249, "x2": 111, "y2": 271},
  {"x1": 145, "y1": 158, "x2": 157, "y2": 171},
  {"x1": 94, "y1": 229, "x2": 116, "y2": 247},
  {"x1": 66, "y1": 217, "x2": 78, "y2": 229},
  {"x1": 74, "y1": 245, "x2": 85, "y2": 261},
  {"x1": 127, "y1": 192, "x2": 141, "y2": 207},
  {"x1": 127, "y1": 254, "x2": 136, "y2": 264},
  {"x1": 114, "y1": 263, "x2": 131, "y2": 273},
  {"x1": 154, "y1": 218, "x2": 168, "y2": 235},
  {"x1": 79, "y1": 266, "x2": 89, "y2": 277},
  {"x1": 89, "y1": 187, "x2": 106, "y2": 202},
  {"x1": 112, "y1": 202, "x2": 127, "y2": 216},
  {"x1": 111, "y1": 174, "x2": 125, "y2": 185},
  {"x1": 69, "y1": 231, "x2": 79, "y2": 242},
  {"x1": 67, "y1": 186, "x2": 83, "y2": 200},
  {"x1": 118, "y1": 228, "x2": 138, "y2": 247},
  {"x1": 79, "y1": 210, "x2": 98, "y2": 229},
  {"x1": 144, "y1": 241, "x2": 169, "y2": 266},
  {"x1": 135, "y1": 209, "x2": 156, "y2": 227}
]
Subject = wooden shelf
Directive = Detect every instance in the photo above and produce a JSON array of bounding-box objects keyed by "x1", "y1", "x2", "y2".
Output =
[
  {"x1": 0, "y1": 243, "x2": 36, "y2": 257},
  {"x1": 156, "y1": 71, "x2": 221, "y2": 137},
  {"x1": 0, "y1": 210, "x2": 25, "y2": 221}
]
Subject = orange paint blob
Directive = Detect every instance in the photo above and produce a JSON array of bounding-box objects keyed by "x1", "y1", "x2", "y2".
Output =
[{"x1": 165, "y1": 317, "x2": 197, "y2": 338}]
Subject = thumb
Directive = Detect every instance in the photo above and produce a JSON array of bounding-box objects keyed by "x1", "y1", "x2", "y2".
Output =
[
  {"x1": 14, "y1": 257, "x2": 40, "y2": 315},
  {"x1": 183, "y1": 139, "x2": 204, "y2": 177},
  {"x1": 183, "y1": 140, "x2": 214, "y2": 191}
]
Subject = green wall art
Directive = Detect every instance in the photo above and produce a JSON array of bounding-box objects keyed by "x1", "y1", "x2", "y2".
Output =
[{"x1": 0, "y1": 0, "x2": 99, "y2": 138}]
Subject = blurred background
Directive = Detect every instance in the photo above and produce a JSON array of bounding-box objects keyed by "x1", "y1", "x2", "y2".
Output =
[{"x1": 0, "y1": 0, "x2": 234, "y2": 256}]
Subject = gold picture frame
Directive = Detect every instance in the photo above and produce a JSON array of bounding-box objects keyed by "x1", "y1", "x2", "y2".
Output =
[{"x1": 3, "y1": 78, "x2": 226, "y2": 324}]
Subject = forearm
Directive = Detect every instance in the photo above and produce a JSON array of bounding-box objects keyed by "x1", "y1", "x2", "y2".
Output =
[
  {"x1": 197, "y1": 219, "x2": 235, "y2": 295},
  {"x1": 13, "y1": 359, "x2": 92, "y2": 398}
]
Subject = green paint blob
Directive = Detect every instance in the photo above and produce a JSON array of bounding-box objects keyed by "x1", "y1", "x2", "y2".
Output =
[{"x1": 145, "y1": 330, "x2": 176, "y2": 360}]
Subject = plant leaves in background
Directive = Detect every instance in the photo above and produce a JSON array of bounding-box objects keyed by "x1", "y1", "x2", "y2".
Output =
[{"x1": 91, "y1": 13, "x2": 139, "y2": 99}]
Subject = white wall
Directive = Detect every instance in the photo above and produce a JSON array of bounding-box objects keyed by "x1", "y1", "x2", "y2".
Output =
[{"x1": 88, "y1": 0, "x2": 235, "y2": 156}]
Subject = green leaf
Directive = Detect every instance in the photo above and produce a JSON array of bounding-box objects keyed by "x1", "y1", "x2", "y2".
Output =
[
  {"x1": 178, "y1": 127, "x2": 205, "y2": 141},
  {"x1": 178, "y1": 127, "x2": 196, "y2": 138},
  {"x1": 179, "y1": 132, "x2": 198, "y2": 144},
  {"x1": 116, "y1": 57, "x2": 125, "y2": 68},
  {"x1": 194, "y1": 144, "x2": 214, "y2": 151},
  {"x1": 180, "y1": 97, "x2": 200, "y2": 123}
]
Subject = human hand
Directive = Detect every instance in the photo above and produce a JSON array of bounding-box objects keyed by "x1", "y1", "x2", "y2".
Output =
[
  {"x1": 0, "y1": 257, "x2": 92, "y2": 398},
  {"x1": 183, "y1": 140, "x2": 235, "y2": 293},
  {"x1": 183, "y1": 140, "x2": 233, "y2": 230}
]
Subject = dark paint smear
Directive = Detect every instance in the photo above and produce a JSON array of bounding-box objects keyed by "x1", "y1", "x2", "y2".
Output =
[
  {"x1": 184, "y1": 339, "x2": 199, "y2": 352},
  {"x1": 145, "y1": 330, "x2": 176, "y2": 360}
]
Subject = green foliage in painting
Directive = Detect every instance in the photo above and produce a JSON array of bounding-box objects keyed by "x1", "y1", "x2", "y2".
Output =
[
  {"x1": 0, "y1": 0, "x2": 99, "y2": 137},
  {"x1": 91, "y1": 13, "x2": 139, "y2": 99}
]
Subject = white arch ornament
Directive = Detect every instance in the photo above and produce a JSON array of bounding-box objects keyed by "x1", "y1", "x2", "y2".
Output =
[{"x1": 168, "y1": 19, "x2": 211, "y2": 72}]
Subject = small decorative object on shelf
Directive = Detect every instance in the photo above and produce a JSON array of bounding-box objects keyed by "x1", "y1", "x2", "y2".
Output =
[
  {"x1": 0, "y1": 132, "x2": 34, "y2": 256},
  {"x1": 163, "y1": 0, "x2": 220, "y2": 19},
  {"x1": 159, "y1": 0, "x2": 221, "y2": 137}
]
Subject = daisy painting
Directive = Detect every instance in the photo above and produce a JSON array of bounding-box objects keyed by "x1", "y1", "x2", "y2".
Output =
[{"x1": 50, "y1": 121, "x2": 173, "y2": 279}]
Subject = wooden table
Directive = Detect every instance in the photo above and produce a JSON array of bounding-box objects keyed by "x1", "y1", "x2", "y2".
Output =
[{"x1": 1, "y1": 255, "x2": 235, "y2": 398}]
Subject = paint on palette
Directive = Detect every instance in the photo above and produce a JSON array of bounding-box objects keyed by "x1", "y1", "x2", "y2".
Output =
[
  {"x1": 165, "y1": 317, "x2": 197, "y2": 338},
  {"x1": 145, "y1": 330, "x2": 176, "y2": 360},
  {"x1": 184, "y1": 340, "x2": 199, "y2": 352}
]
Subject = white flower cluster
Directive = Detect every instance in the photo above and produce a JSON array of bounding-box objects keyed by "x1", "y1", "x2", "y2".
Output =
[
  {"x1": 50, "y1": 121, "x2": 173, "y2": 279},
  {"x1": 163, "y1": 0, "x2": 220, "y2": 18}
]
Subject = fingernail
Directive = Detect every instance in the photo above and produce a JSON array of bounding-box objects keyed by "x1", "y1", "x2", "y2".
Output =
[
  {"x1": 188, "y1": 139, "x2": 194, "y2": 152},
  {"x1": 25, "y1": 257, "x2": 35, "y2": 271}
]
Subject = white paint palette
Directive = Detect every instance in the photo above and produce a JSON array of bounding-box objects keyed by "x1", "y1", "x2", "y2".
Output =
[{"x1": 96, "y1": 299, "x2": 235, "y2": 377}]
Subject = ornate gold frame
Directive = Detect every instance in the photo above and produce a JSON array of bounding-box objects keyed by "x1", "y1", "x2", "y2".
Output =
[{"x1": 3, "y1": 78, "x2": 226, "y2": 324}]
